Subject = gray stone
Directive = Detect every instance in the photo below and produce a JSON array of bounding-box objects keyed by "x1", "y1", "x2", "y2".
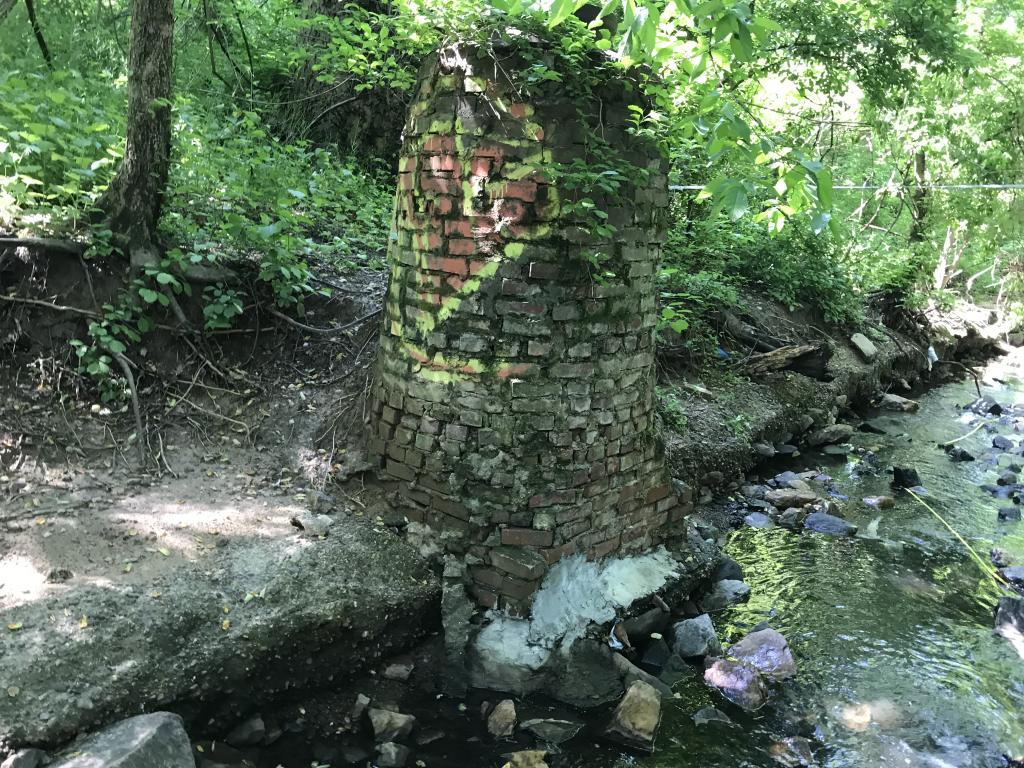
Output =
[
  {"x1": 692, "y1": 706, "x2": 732, "y2": 727},
  {"x1": 1, "y1": 750, "x2": 46, "y2": 768},
  {"x1": 487, "y1": 699, "x2": 517, "y2": 739},
  {"x1": 368, "y1": 708, "x2": 416, "y2": 743},
  {"x1": 672, "y1": 614, "x2": 722, "y2": 658},
  {"x1": 703, "y1": 658, "x2": 767, "y2": 711},
  {"x1": 993, "y1": 435, "x2": 1015, "y2": 451},
  {"x1": 699, "y1": 579, "x2": 751, "y2": 612},
  {"x1": 351, "y1": 693, "x2": 371, "y2": 721},
  {"x1": 770, "y1": 736, "x2": 815, "y2": 767},
  {"x1": 863, "y1": 495, "x2": 895, "y2": 510},
  {"x1": 657, "y1": 653, "x2": 694, "y2": 687},
  {"x1": 753, "y1": 442, "x2": 776, "y2": 458},
  {"x1": 611, "y1": 652, "x2": 674, "y2": 699},
  {"x1": 711, "y1": 555, "x2": 744, "y2": 582},
  {"x1": 520, "y1": 718, "x2": 583, "y2": 744},
  {"x1": 764, "y1": 488, "x2": 819, "y2": 508},
  {"x1": 999, "y1": 507, "x2": 1022, "y2": 521},
  {"x1": 225, "y1": 715, "x2": 265, "y2": 747},
  {"x1": 727, "y1": 628, "x2": 797, "y2": 681},
  {"x1": 547, "y1": 637, "x2": 624, "y2": 708},
  {"x1": 744, "y1": 511, "x2": 774, "y2": 529},
  {"x1": 292, "y1": 513, "x2": 333, "y2": 537},
  {"x1": 383, "y1": 662, "x2": 414, "y2": 681},
  {"x1": 879, "y1": 393, "x2": 919, "y2": 412},
  {"x1": 850, "y1": 333, "x2": 878, "y2": 361},
  {"x1": 604, "y1": 680, "x2": 662, "y2": 752},
  {"x1": 998, "y1": 470, "x2": 1019, "y2": 486},
  {"x1": 50, "y1": 713, "x2": 194, "y2": 768},
  {"x1": 1000, "y1": 566, "x2": 1024, "y2": 590},
  {"x1": 995, "y1": 597, "x2": 1024, "y2": 644},
  {"x1": 803, "y1": 512, "x2": 857, "y2": 536},
  {"x1": 376, "y1": 742, "x2": 411, "y2": 768},
  {"x1": 807, "y1": 423, "x2": 854, "y2": 447}
]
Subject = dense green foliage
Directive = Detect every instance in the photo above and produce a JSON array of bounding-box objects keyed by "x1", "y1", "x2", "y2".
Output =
[{"x1": 0, "y1": 0, "x2": 1021, "y2": 389}]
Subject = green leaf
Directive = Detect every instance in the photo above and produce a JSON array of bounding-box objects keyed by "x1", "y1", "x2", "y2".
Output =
[
  {"x1": 547, "y1": 0, "x2": 581, "y2": 29},
  {"x1": 154, "y1": 272, "x2": 175, "y2": 285},
  {"x1": 138, "y1": 288, "x2": 160, "y2": 303},
  {"x1": 815, "y1": 168, "x2": 833, "y2": 209},
  {"x1": 721, "y1": 182, "x2": 749, "y2": 220}
]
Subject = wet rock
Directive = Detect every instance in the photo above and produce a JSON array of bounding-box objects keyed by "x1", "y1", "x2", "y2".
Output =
[
  {"x1": 225, "y1": 715, "x2": 265, "y2": 747},
  {"x1": 777, "y1": 507, "x2": 805, "y2": 530},
  {"x1": 992, "y1": 548, "x2": 1014, "y2": 568},
  {"x1": 415, "y1": 729, "x2": 445, "y2": 747},
  {"x1": 712, "y1": 555, "x2": 744, "y2": 582},
  {"x1": 863, "y1": 495, "x2": 895, "y2": 510},
  {"x1": 770, "y1": 736, "x2": 815, "y2": 767},
  {"x1": 744, "y1": 511, "x2": 774, "y2": 529},
  {"x1": 639, "y1": 634, "x2": 672, "y2": 675},
  {"x1": 1000, "y1": 566, "x2": 1024, "y2": 591},
  {"x1": 368, "y1": 708, "x2": 416, "y2": 743},
  {"x1": 658, "y1": 653, "x2": 694, "y2": 686},
  {"x1": 775, "y1": 444, "x2": 800, "y2": 456},
  {"x1": 703, "y1": 658, "x2": 767, "y2": 711},
  {"x1": 383, "y1": 662, "x2": 414, "y2": 681},
  {"x1": 622, "y1": 607, "x2": 670, "y2": 644},
  {"x1": 727, "y1": 628, "x2": 797, "y2": 681},
  {"x1": 945, "y1": 446, "x2": 975, "y2": 462},
  {"x1": 858, "y1": 420, "x2": 887, "y2": 434},
  {"x1": 850, "y1": 333, "x2": 878, "y2": 361},
  {"x1": 879, "y1": 393, "x2": 919, "y2": 412},
  {"x1": 1, "y1": 750, "x2": 46, "y2": 768},
  {"x1": 692, "y1": 706, "x2": 732, "y2": 727},
  {"x1": 753, "y1": 442, "x2": 776, "y2": 458},
  {"x1": 50, "y1": 713, "x2": 193, "y2": 768},
  {"x1": 994, "y1": 435, "x2": 1015, "y2": 451},
  {"x1": 998, "y1": 470, "x2": 1019, "y2": 486},
  {"x1": 1000, "y1": 508, "x2": 1023, "y2": 525},
  {"x1": 823, "y1": 444, "x2": 849, "y2": 456},
  {"x1": 891, "y1": 466, "x2": 921, "y2": 488},
  {"x1": 807, "y1": 424, "x2": 854, "y2": 447},
  {"x1": 376, "y1": 742, "x2": 411, "y2": 768},
  {"x1": 611, "y1": 652, "x2": 674, "y2": 699},
  {"x1": 699, "y1": 579, "x2": 751, "y2": 612},
  {"x1": 501, "y1": 750, "x2": 549, "y2": 768},
  {"x1": 672, "y1": 614, "x2": 722, "y2": 658},
  {"x1": 548, "y1": 637, "x2": 624, "y2": 708},
  {"x1": 804, "y1": 512, "x2": 857, "y2": 536},
  {"x1": 520, "y1": 719, "x2": 583, "y2": 744},
  {"x1": 604, "y1": 680, "x2": 662, "y2": 752},
  {"x1": 765, "y1": 488, "x2": 819, "y2": 507},
  {"x1": 742, "y1": 484, "x2": 768, "y2": 499},
  {"x1": 487, "y1": 699, "x2": 517, "y2": 739},
  {"x1": 351, "y1": 693, "x2": 371, "y2": 721},
  {"x1": 995, "y1": 597, "x2": 1024, "y2": 642}
]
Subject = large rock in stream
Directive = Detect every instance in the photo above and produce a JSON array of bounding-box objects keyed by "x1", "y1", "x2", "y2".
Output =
[
  {"x1": 49, "y1": 713, "x2": 194, "y2": 768},
  {"x1": 0, "y1": 525, "x2": 440, "y2": 748},
  {"x1": 804, "y1": 512, "x2": 857, "y2": 536},
  {"x1": 703, "y1": 658, "x2": 767, "y2": 711},
  {"x1": 672, "y1": 614, "x2": 722, "y2": 658},
  {"x1": 604, "y1": 680, "x2": 662, "y2": 752},
  {"x1": 727, "y1": 628, "x2": 797, "y2": 681}
]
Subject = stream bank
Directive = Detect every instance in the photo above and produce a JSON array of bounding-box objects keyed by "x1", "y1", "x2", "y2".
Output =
[{"x1": 1, "y1": 250, "x2": 1017, "y2": 767}]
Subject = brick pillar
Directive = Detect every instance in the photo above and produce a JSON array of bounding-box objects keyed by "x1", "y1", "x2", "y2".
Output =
[{"x1": 369, "y1": 43, "x2": 685, "y2": 614}]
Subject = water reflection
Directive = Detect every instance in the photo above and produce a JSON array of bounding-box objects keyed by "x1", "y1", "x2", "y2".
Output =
[{"x1": 598, "y1": 365, "x2": 1024, "y2": 767}]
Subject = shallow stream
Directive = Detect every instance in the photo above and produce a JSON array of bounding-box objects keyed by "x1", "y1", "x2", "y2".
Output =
[{"x1": 594, "y1": 352, "x2": 1024, "y2": 768}]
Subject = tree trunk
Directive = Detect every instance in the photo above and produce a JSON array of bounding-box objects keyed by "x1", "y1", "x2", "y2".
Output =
[
  {"x1": 909, "y1": 149, "x2": 927, "y2": 243},
  {"x1": 99, "y1": 0, "x2": 174, "y2": 269},
  {"x1": 24, "y1": 0, "x2": 53, "y2": 69}
]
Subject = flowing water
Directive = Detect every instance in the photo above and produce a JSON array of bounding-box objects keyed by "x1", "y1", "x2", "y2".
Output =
[{"x1": 593, "y1": 351, "x2": 1024, "y2": 768}]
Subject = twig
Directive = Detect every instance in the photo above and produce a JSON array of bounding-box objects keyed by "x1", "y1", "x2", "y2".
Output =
[
  {"x1": 112, "y1": 352, "x2": 146, "y2": 464},
  {"x1": 269, "y1": 306, "x2": 383, "y2": 336},
  {"x1": 0, "y1": 236, "x2": 84, "y2": 255},
  {"x1": 935, "y1": 360, "x2": 983, "y2": 397}
]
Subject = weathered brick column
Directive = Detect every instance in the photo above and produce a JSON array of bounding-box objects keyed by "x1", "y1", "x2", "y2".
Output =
[{"x1": 368, "y1": 42, "x2": 688, "y2": 614}]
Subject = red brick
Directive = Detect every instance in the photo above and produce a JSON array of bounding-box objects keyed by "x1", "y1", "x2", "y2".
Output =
[
  {"x1": 502, "y1": 180, "x2": 538, "y2": 202},
  {"x1": 470, "y1": 585, "x2": 498, "y2": 609},
  {"x1": 469, "y1": 259, "x2": 493, "y2": 276},
  {"x1": 417, "y1": 291, "x2": 441, "y2": 305},
  {"x1": 445, "y1": 219, "x2": 474, "y2": 238},
  {"x1": 398, "y1": 173, "x2": 414, "y2": 191},
  {"x1": 421, "y1": 176, "x2": 457, "y2": 195},
  {"x1": 508, "y1": 102, "x2": 530, "y2": 119},
  {"x1": 422, "y1": 134, "x2": 455, "y2": 154},
  {"x1": 645, "y1": 483, "x2": 672, "y2": 504},
  {"x1": 590, "y1": 535, "x2": 621, "y2": 560},
  {"x1": 496, "y1": 362, "x2": 538, "y2": 380},
  {"x1": 470, "y1": 157, "x2": 492, "y2": 177},
  {"x1": 448, "y1": 238, "x2": 476, "y2": 256},
  {"x1": 501, "y1": 527, "x2": 554, "y2": 547},
  {"x1": 426, "y1": 256, "x2": 468, "y2": 276},
  {"x1": 427, "y1": 154, "x2": 458, "y2": 174},
  {"x1": 432, "y1": 196, "x2": 454, "y2": 216},
  {"x1": 498, "y1": 199, "x2": 526, "y2": 220},
  {"x1": 400, "y1": 156, "x2": 417, "y2": 174}
]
